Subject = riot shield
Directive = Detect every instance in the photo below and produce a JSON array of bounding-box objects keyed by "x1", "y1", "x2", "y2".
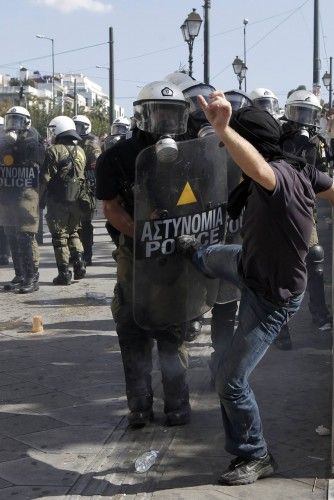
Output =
[
  {"x1": 0, "y1": 131, "x2": 44, "y2": 231},
  {"x1": 216, "y1": 153, "x2": 243, "y2": 304},
  {"x1": 133, "y1": 133, "x2": 228, "y2": 330}
]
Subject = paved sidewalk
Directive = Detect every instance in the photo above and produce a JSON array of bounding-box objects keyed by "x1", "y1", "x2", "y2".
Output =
[{"x1": 0, "y1": 205, "x2": 332, "y2": 499}]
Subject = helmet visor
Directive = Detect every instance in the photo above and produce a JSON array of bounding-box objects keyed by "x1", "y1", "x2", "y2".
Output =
[
  {"x1": 134, "y1": 101, "x2": 189, "y2": 135},
  {"x1": 75, "y1": 122, "x2": 89, "y2": 136},
  {"x1": 225, "y1": 93, "x2": 253, "y2": 111},
  {"x1": 184, "y1": 84, "x2": 216, "y2": 120},
  {"x1": 111, "y1": 123, "x2": 128, "y2": 135},
  {"x1": 4, "y1": 114, "x2": 28, "y2": 132},
  {"x1": 254, "y1": 98, "x2": 280, "y2": 116},
  {"x1": 285, "y1": 104, "x2": 320, "y2": 127}
]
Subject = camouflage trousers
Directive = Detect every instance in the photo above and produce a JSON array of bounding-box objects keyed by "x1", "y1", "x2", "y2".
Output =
[
  {"x1": 46, "y1": 200, "x2": 83, "y2": 268},
  {"x1": 111, "y1": 235, "x2": 189, "y2": 413}
]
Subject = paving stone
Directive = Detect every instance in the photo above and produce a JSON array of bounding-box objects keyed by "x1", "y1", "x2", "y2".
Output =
[
  {"x1": 0, "y1": 456, "x2": 79, "y2": 486},
  {"x1": 0, "y1": 392, "x2": 87, "y2": 415},
  {"x1": 46, "y1": 400, "x2": 127, "y2": 427},
  {"x1": 0, "y1": 485, "x2": 68, "y2": 500},
  {"x1": 18, "y1": 425, "x2": 113, "y2": 454},
  {"x1": 0, "y1": 436, "x2": 32, "y2": 463},
  {"x1": 0, "y1": 413, "x2": 66, "y2": 437}
]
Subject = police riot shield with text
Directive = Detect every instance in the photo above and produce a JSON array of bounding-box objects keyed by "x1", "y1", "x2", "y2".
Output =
[
  {"x1": 134, "y1": 133, "x2": 228, "y2": 330},
  {"x1": 216, "y1": 153, "x2": 243, "y2": 305},
  {"x1": 0, "y1": 129, "x2": 44, "y2": 230}
]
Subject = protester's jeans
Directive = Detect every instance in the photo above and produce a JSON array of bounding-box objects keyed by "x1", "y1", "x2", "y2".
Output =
[{"x1": 195, "y1": 244, "x2": 303, "y2": 459}]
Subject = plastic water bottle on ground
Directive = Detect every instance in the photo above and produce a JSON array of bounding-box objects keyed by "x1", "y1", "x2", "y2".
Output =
[{"x1": 135, "y1": 450, "x2": 159, "y2": 473}]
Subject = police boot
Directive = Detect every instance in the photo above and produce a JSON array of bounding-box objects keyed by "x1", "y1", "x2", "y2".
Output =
[
  {"x1": 72, "y1": 252, "x2": 86, "y2": 280},
  {"x1": 53, "y1": 266, "x2": 72, "y2": 285},
  {"x1": 3, "y1": 233, "x2": 23, "y2": 291},
  {"x1": 15, "y1": 232, "x2": 39, "y2": 294},
  {"x1": 127, "y1": 395, "x2": 154, "y2": 429},
  {"x1": 164, "y1": 385, "x2": 191, "y2": 427},
  {"x1": 18, "y1": 267, "x2": 39, "y2": 294}
]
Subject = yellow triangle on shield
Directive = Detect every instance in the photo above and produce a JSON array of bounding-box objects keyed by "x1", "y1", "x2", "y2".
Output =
[{"x1": 177, "y1": 181, "x2": 197, "y2": 206}]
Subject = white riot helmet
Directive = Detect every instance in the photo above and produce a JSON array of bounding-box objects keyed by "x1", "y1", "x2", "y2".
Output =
[
  {"x1": 285, "y1": 90, "x2": 322, "y2": 127},
  {"x1": 47, "y1": 116, "x2": 81, "y2": 143},
  {"x1": 133, "y1": 80, "x2": 189, "y2": 136},
  {"x1": 110, "y1": 116, "x2": 130, "y2": 136},
  {"x1": 73, "y1": 114, "x2": 91, "y2": 136},
  {"x1": 225, "y1": 89, "x2": 253, "y2": 111},
  {"x1": 4, "y1": 106, "x2": 31, "y2": 133},
  {"x1": 249, "y1": 88, "x2": 280, "y2": 116}
]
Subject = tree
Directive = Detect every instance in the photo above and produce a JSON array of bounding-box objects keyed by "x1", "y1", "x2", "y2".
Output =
[{"x1": 87, "y1": 99, "x2": 110, "y2": 137}]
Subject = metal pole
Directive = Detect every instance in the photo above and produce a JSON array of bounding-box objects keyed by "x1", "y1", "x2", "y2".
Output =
[
  {"x1": 330, "y1": 56, "x2": 333, "y2": 110},
  {"x1": 188, "y1": 40, "x2": 194, "y2": 78},
  {"x1": 74, "y1": 78, "x2": 78, "y2": 115},
  {"x1": 51, "y1": 38, "x2": 55, "y2": 108},
  {"x1": 313, "y1": 0, "x2": 321, "y2": 92},
  {"x1": 203, "y1": 0, "x2": 210, "y2": 84},
  {"x1": 109, "y1": 27, "x2": 115, "y2": 125},
  {"x1": 243, "y1": 19, "x2": 248, "y2": 93}
]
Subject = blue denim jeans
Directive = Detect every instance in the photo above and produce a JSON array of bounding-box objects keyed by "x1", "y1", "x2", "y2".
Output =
[{"x1": 195, "y1": 244, "x2": 304, "y2": 459}]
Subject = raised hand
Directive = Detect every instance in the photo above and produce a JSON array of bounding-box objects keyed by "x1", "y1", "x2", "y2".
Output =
[{"x1": 197, "y1": 91, "x2": 232, "y2": 133}]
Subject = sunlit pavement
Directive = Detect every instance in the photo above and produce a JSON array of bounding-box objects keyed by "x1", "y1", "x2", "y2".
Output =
[{"x1": 0, "y1": 202, "x2": 331, "y2": 500}]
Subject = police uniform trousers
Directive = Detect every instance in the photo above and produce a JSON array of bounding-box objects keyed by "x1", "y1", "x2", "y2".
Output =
[
  {"x1": 0, "y1": 188, "x2": 39, "y2": 279},
  {"x1": 0, "y1": 226, "x2": 10, "y2": 260},
  {"x1": 78, "y1": 207, "x2": 94, "y2": 263},
  {"x1": 306, "y1": 220, "x2": 330, "y2": 321},
  {"x1": 46, "y1": 198, "x2": 83, "y2": 268},
  {"x1": 111, "y1": 235, "x2": 189, "y2": 414}
]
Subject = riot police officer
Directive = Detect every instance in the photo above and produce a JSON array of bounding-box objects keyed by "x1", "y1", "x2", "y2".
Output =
[
  {"x1": 0, "y1": 107, "x2": 43, "y2": 293},
  {"x1": 249, "y1": 87, "x2": 282, "y2": 119},
  {"x1": 40, "y1": 116, "x2": 86, "y2": 285},
  {"x1": 96, "y1": 81, "x2": 193, "y2": 428},
  {"x1": 0, "y1": 116, "x2": 10, "y2": 266},
  {"x1": 103, "y1": 117, "x2": 131, "y2": 151},
  {"x1": 73, "y1": 115, "x2": 101, "y2": 266},
  {"x1": 280, "y1": 90, "x2": 331, "y2": 332}
]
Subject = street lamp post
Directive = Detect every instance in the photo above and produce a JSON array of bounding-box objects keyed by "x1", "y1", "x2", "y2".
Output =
[
  {"x1": 96, "y1": 26, "x2": 115, "y2": 126},
  {"x1": 243, "y1": 18, "x2": 248, "y2": 92},
  {"x1": 36, "y1": 34, "x2": 55, "y2": 108},
  {"x1": 232, "y1": 56, "x2": 247, "y2": 91},
  {"x1": 180, "y1": 8, "x2": 202, "y2": 78},
  {"x1": 322, "y1": 56, "x2": 333, "y2": 110}
]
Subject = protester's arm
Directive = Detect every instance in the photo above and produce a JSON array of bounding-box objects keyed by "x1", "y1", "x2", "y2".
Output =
[
  {"x1": 198, "y1": 91, "x2": 276, "y2": 191},
  {"x1": 316, "y1": 181, "x2": 334, "y2": 205},
  {"x1": 102, "y1": 197, "x2": 134, "y2": 238}
]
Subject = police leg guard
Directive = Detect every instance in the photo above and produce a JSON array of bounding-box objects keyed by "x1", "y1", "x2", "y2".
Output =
[
  {"x1": 80, "y1": 219, "x2": 94, "y2": 266},
  {"x1": 72, "y1": 252, "x2": 86, "y2": 280},
  {"x1": 210, "y1": 301, "x2": 238, "y2": 386},
  {"x1": 157, "y1": 334, "x2": 190, "y2": 426},
  {"x1": 3, "y1": 229, "x2": 24, "y2": 291},
  {"x1": 274, "y1": 323, "x2": 292, "y2": 350},
  {"x1": 0, "y1": 226, "x2": 10, "y2": 265},
  {"x1": 16, "y1": 232, "x2": 39, "y2": 294},
  {"x1": 306, "y1": 244, "x2": 331, "y2": 329},
  {"x1": 117, "y1": 325, "x2": 154, "y2": 428}
]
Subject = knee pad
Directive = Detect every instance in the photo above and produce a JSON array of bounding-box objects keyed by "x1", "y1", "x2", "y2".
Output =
[{"x1": 306, "y1": 244, "x2": 324, "y2": 276}]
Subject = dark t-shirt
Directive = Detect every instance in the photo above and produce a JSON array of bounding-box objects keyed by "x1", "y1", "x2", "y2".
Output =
[{"x1": 240, "y1": 160, "x2": 332, "y2": 304}]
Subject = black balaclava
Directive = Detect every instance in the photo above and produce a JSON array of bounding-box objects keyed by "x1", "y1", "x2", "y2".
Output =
[{"x1": 227, "y1": 106, "x2": 306, "y2": 220}]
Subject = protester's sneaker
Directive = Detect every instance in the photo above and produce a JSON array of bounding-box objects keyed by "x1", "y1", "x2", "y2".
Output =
[
  {"x1": 218, "y1": 452, "x2": 277, "y2": 486},
  {"x1": 175, "y1": 235, "x2": 201, "y2": 258}
]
